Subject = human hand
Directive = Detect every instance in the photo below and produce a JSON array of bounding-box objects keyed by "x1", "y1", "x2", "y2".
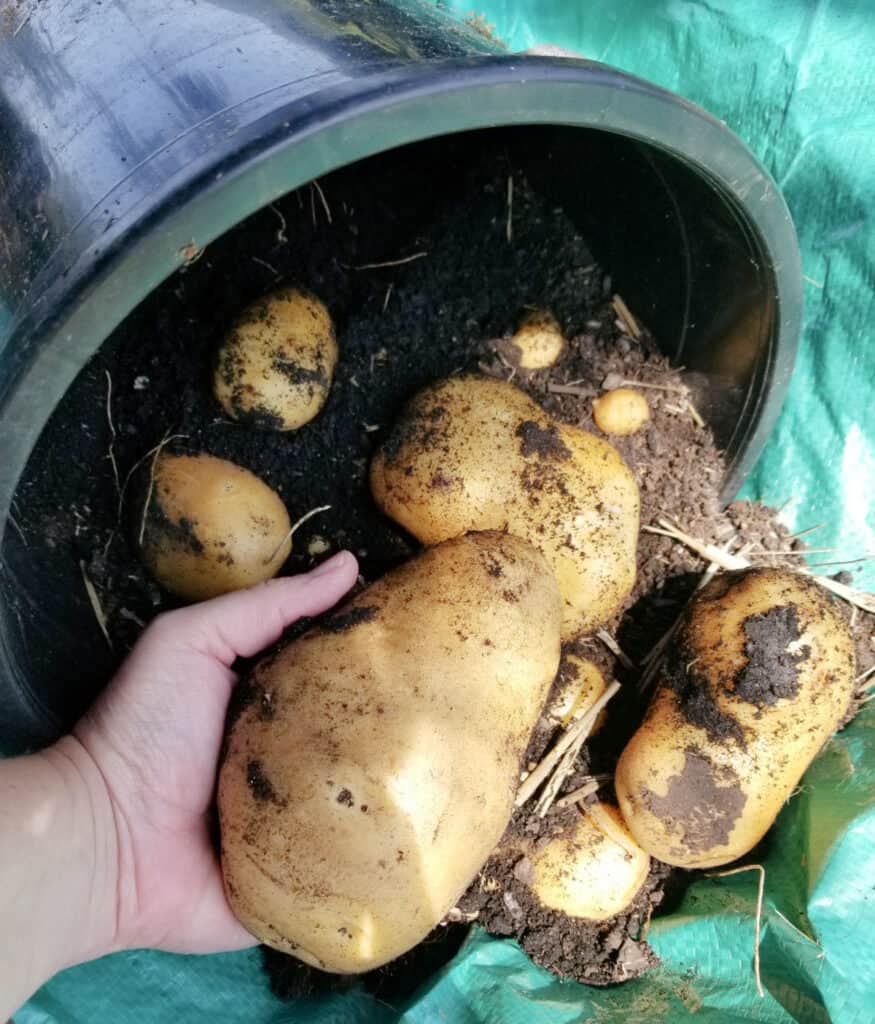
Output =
[
  {"x1": 0, "y1": 551, "x2": 358, "y2": 1015},
  {"x1": 76, "y1": 550, "x2": 359, "y2": 954}
]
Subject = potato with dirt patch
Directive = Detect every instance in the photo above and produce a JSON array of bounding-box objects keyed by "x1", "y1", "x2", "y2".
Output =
[
  {"x1": 138, "y1": 452, "x2": 291, "y2": 600},
  {"x1": 496, "y1": 309, "x2": 566, "y2": 370},
  {"x1": 219, "y1": 531, "x2": 562, "y2": 973},
  {"x1": 213, "y1": 286, "x2": 337, "y2": 430},
  {"x1": 616, "y1": 568, "x2": 856, "y2": 868},
  {"x1": 369, "y1": 375, "x2": 639, "y2": 638}
]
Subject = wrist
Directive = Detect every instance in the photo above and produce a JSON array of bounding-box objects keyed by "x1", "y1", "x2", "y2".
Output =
[
  {"x1": 0, "y1": 736, "x2": 120, "y2": 1015},
  {"x1": 41, "y1": 736, "x2": 122, "y2": 961}
]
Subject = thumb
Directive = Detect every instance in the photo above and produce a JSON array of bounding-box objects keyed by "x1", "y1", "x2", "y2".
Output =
[{"x1": 149, "y1": 551, "x2": 359, "y2": 666}]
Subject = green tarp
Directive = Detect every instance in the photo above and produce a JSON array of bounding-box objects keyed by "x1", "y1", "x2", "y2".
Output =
[{"x1": 18, "y1": 2, "x2": 875, "y2": 1021}]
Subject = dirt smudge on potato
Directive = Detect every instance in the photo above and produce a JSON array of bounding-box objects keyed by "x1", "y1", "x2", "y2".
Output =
[
  {"x1": 381, "y1": 404, "x2": 447, "y2": 463},
  {"x1": 735, "y1": 604, "x2": 810, "y2": 705},
  {"x1": 223, "y1": 675, "x2": 275, "y2": 756},
  {"x1": 271, "y1": 356, "x2": 328, "y2": 389},
  {"x1": 141, "y1": 478, "x2": 205, "y2": 556},
  {"x1": 662, "y1": 649, "x2": 745, "y2": 745},
  {"x1": 320, "y1": 605, "x2": 379, "y2": 633},
  {"x1": 642, "y1": 749, "x2": 747, "y2": 854},
  {"x1": 336, "y1": 788, "x2": 355, "y2": 807},
  {"x1": 515, "y1": 420, "x2": 571, "y2": 461},
  {"x1": 271, "y1": 353, "x2": 328, "y2": 404},
  {"x1": 247, "y1": 759, "x2": 284, "y2": 805},
  {"x1": 228, "y1": 403, "x2": 287, "y2": 430},
  {"x1": 482, "y1": 554, "x2": 504, "y2": 578}
]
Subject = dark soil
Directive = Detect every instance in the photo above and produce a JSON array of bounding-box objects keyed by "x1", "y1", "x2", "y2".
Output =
[
  {"x1": 246, "y1": 759, "x2": 284, "y2": 807},
  {"x1": 7, "y1": 134, "x2": 874, "y2": 1002},
  {"x1": 641, "y1": 751, "x2": 747, "y2": 856},
  {"x1": 736, "y1": 603, "x2": 809, "y2": 704},
  {"x1": 262, "y1": 924, "x2": 468, "y2": 1005}
]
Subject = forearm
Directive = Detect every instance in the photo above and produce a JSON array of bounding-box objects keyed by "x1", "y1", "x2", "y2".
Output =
[{"x1": 0, "y1": 736, "x2": 118, "y2": 1017}]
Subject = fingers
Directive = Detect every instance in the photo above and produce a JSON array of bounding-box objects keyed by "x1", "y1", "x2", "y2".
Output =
[{"x1": 148, "y1": 551, "x2": 359, "y2": 666}]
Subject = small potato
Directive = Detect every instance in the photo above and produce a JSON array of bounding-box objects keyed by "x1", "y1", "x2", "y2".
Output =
[
  {"x1": 370, "y1": 375, "x2": 639, "y2": 638},
  {"x1": 219, "y1": 531, "x2": 562, "y2": 973},
  {"x1": 139, "y1": 452, "x2": 291, "y2": 601},
  {"x1": 499, "y1": 310, "x2": 565, "y2": 370},
  {"x1": 616, "y1": 568, "x2": 856, "y2": 869},
  {"x1": 592, "y1": 388, "x2": 650, "y2": 436},
  {"x1": 546, "y1": 655, "x2": 607, "y2": 732},
  {"x1": 213, "y1": 286, "x2": 337, "y2": 430},
  {"x1": 529, "y1": 803, "x2": 650, "y2": 921}
]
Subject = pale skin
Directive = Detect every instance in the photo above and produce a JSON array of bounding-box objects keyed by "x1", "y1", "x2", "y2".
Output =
[{"x1": 0, "y1": 551, "x2": 359, "y2": 1018}]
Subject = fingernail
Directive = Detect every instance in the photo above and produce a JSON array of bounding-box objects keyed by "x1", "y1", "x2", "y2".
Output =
[{"x1": 310, "y1": 551, "x2": 353, "y2": 578}]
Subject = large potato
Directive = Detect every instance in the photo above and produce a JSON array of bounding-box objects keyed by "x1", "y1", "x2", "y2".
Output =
[
  {"x1": 139, "y1": 452, "x2": 291, "y2": 601},
  {"x1": 219, "y1": 531, "x2": 562, "y2": 973},
  {"x1": 370, "y1": 375, "x2": 639, "y2": 638},
  {"x1": 616, "y1": 568, "x2": 856, "y2": 868},
  {"x1": 213, "y1": 286, "x2": 337, "y2": 430}
]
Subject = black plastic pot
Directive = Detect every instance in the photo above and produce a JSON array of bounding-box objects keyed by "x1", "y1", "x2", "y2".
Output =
[{"x1": 0, "y1": 0, "x2": 801, "y2": 750}]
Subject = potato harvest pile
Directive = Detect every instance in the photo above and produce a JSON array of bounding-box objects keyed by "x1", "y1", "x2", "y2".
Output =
[
  {"x1": 17, "y1": 159, "x2": 872, "y2": 994},
  {"x1": 116, "y1": 275, "x2": 861, "y2": 983}
]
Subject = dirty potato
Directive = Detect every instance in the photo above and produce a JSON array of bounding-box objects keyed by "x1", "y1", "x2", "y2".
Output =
[
  {"x1": 545, "y1": 654, "x2": 607, "y2": 734},
  {"x1": 138, "y1": 452, "x2": 291, "y2": 600},
  {"x1": 528, "y1": 802, "x2": 650, "y2": 921},
  {"x1": 369, "y1": 375, "x2": 639, "y2": 638},
  {"x1": 213, "y1": 286, "x2": 337, "y2": 430},
  {"x1": 498, "y1": 309, "x2": 566, "y2": 370},
  {"x1": 615, "y1": 568, "x2": 856, "y2": 868},
  {"x1": 219, "y1": 531, "x2": 562, "y2": 973}
]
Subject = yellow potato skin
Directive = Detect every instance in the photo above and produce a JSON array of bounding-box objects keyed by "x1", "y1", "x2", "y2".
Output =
[
  {"x1": 213, "y1": 286, "x2": 337, "y2": 430},
  {"x1": 529, "y1": 804, "x2": 650, "y2": 921},
  {"x1": 592, "y1": 388, "x2": 650, "y2": 436},
  {"x1": 507, "y1": 310, "x2": 566, "y2": 369},
  {"x1": 219, "y1": 531, "x2": 562, "y2": 973},
  {"x1": 616, "y1": 569, "x2": 856, "y2": 868},
  {"x1": 139, "y1": 452, "x2": 291, "y2": 601},
  {"x1": 370, "y1": 376, "x2": 639, "y2": 638}
]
